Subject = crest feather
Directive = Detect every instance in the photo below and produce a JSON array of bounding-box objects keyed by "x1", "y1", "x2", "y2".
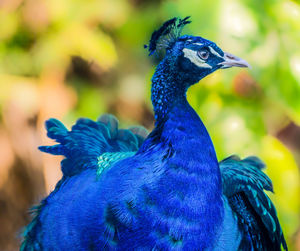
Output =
[{"x1": 146, "y1": 16, "x2": 191, "y2": 56}]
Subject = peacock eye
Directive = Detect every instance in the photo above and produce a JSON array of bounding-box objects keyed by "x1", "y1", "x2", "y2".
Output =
[{"x1": 197, "y1": 49, "x2": 209, "y2": 60}]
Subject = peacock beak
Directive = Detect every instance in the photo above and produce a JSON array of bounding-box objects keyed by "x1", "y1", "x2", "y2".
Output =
[{"x1": 218, "y1": 52, "x2": 250, "y2": 69}]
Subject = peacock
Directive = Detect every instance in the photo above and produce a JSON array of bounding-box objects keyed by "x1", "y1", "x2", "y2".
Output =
[{"x1": 21, "y1": 17, "x2": 288, "y2": 250}]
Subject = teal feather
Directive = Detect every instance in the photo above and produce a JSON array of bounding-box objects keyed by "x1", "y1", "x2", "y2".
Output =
[{"x1": 97, "y1": 152, "x2": 135, "y2": 176}]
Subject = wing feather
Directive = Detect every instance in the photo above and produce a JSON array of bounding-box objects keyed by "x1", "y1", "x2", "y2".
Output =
[
  {"x1": 21, "y1": 114, "x2": 148, "y2": 250},
  {"x1": 220, "y1": 156, "x2": 287, "y2": 250},
  {"x1": 39, "y1": 114, "x2": 148, "y2": 176}
]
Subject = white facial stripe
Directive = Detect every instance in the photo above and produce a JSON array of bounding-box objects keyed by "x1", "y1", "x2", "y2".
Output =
[
  {"x1": 193, "y1": 43, "x2": 203, "y2": 46},
  {"x1": 208, "y1": 46, "x2": 222, "y2": 58},
  {"x1": 183, "y1": 48, "x2": 212, "y2": 69}
]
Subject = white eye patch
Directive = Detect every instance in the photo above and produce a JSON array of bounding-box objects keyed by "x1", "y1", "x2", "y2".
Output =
[
  {"x1": 182, "y1": 48, "x2": 212, "y2": 69},
  {"x1": 208, "y1": 46, "x2": 222, "y2": 58}
]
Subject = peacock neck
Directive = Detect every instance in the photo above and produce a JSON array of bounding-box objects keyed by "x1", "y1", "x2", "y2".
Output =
[
  {"x1": 144, "y1": 59, "x2": 224, "y2": 248},
  {"x1": 151, "y1": 59, "x2": 187, "y2": 123},
  {"x1": 150, "y1": 58, "x2": 222, "y2": 176}
]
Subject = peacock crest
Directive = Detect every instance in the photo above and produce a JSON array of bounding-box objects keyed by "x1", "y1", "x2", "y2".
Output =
[{"x1": 145, "y1": 16, "x2": 191, "y2": 56}]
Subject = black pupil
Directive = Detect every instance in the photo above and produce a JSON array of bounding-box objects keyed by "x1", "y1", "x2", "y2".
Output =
[{"x1": 199, "y1": 50, "x2": 209, "y2": 59}]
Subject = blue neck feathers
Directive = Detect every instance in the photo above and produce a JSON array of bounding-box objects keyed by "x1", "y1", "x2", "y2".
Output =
[
  {"x1": 151, "y1": 58, "x2": 187, "y2": 123},
  {"x1": 149, "y1": 57, "x2": 222, "y2": 179},
  {"x1": 140, "y1": 58, "x2": 224, "y2": 249}
]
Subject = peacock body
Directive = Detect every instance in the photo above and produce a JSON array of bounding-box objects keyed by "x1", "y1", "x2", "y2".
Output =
[{"x1": 21, "y1": 17, "x2": 287, "y2": 251}]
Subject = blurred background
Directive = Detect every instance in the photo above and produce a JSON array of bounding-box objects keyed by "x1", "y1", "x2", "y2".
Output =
[{"x1": 0, "y1": 0, "x2": 300, "y2": 250}]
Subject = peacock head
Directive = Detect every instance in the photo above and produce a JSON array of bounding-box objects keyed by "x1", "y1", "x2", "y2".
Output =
[{"x1": 146, "y1": 17, "x2": 249, "y2": 87}]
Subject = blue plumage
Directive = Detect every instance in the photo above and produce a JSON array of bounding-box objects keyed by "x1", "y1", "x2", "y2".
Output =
[{"x1": 21, "y1": 17, "x2": 287, "y2": 250}]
